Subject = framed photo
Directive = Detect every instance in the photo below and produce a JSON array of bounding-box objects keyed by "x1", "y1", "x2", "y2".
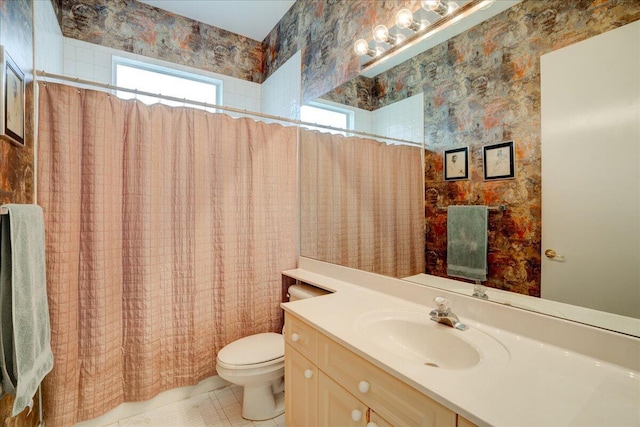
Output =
[
  {"x1": 483, "y1": 140, "x2": 514, "y2": 180},
  {"x1": 0, "y1": 46, "x2": 25, "y2": 146},
  {"x1": 444, "y1": 147, "x2": 469, "y2": 181}
]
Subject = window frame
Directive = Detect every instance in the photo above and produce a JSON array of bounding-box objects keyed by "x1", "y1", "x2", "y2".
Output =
[
  {"x1": 300, "y1": 101, "x2": 355, "y2": 134},
  {"x1": 112, "y1": 56, "x2": 223, "y2": 107}
]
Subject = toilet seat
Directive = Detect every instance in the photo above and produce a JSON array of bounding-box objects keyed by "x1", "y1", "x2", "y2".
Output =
[{"x1": 217, "y1": 332, "x2": 284, "y2": 368}]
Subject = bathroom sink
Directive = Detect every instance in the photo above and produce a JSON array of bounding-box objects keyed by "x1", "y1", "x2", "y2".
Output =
[{"x1": 356, "y1": 308, "x2": 509, "y2": 370}]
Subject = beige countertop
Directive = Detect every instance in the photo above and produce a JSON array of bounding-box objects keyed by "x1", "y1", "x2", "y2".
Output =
[{"x1": 281, "y1": 265, "x2": 640, "y2": 427}]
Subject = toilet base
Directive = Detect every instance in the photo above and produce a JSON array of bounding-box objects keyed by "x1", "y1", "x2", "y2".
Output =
[{"x1": 241, "y1": 379, "x2": 285, "y2": 421}]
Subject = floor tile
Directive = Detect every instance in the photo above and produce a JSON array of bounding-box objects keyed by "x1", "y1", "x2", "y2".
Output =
[{"x1": 114, "y1": 386, "x2": 285, "y2": 427}]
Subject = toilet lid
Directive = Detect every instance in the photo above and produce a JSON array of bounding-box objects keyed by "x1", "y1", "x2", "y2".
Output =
[{"x1": 217, "y1": 332, "x2": 284, "y2": 366}]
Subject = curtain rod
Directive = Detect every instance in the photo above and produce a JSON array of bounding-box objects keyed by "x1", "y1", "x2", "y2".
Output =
[{"x1": 36, "y1": 71, "x2": 423, "y2": 147}]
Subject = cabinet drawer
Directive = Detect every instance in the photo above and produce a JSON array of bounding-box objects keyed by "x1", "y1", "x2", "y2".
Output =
[
  {"x1": 318, "y1": 334, "x2": 456, "y2": 427},
  {"x1": 285, "y1": 313, "x2": 319, "y2": 363}
]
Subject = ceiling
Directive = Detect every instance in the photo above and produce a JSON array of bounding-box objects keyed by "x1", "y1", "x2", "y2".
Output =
[{"x1": 137, "y1": 0, "x2": 296, "y2": 42}]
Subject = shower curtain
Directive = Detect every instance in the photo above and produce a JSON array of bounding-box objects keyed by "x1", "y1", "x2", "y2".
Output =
[
  {"x1": 36, "y1": 83, "x2": 297, "y2": 426},
  {"x1": 300, "y1": 129, "x2": 425, "y2": 278}
]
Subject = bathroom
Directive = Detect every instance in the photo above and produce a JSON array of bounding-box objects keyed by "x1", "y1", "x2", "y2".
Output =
[{"x1": 0, "y1": 0, "x2": 638, "y2": 425}]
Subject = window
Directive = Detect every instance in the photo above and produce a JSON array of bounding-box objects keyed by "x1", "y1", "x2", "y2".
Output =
[
  {"x1": 113, "y1": 58, "x2": 221, "y2": 109},
  {"x1": 300, "y1": 102, "x2": 354, "y2": 135}
]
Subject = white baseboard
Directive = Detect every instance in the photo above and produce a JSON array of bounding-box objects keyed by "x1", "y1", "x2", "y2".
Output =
[{"x1": 74, "y1": 376, "x2": 229, "y2": 427}]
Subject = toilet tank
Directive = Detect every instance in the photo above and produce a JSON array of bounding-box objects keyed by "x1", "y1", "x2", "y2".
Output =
[{"x1": 287, "y1": 283, "x2": 330, "y2": 301}]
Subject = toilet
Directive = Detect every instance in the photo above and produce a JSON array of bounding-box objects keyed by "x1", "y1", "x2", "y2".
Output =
[{"x1": 215, "y1": 283, "x2": 329, "y2": 421}]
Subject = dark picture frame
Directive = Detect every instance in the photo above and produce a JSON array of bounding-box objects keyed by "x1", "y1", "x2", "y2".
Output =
[
  {"x1": 0, "y1": 46, "x2": 25, "y2": 146},
  {"x1": 444, "y1": 146, "x2": 469, "y2": 181},
  {"x1": 483, "y1": 140, "x2": 514, "y2": 180}
]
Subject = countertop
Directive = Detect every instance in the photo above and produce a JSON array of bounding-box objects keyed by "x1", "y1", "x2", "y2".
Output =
[{"x1": 281, "y1": 267, "x2": 640, "y2": 427}]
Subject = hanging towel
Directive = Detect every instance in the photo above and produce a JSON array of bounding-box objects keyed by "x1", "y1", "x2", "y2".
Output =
[
  {"x1": 446, "y1": 205, "x2": 488, "y2": 282},
  {"x1": 0, "y1": 204, "x2": 53, "y2": 416}
]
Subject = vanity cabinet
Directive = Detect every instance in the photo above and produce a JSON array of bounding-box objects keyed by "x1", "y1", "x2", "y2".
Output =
[
  {"x1": 285, "y1": 344, "x2": 318, "y2": 427},
  {"x1": 285, "y1": 312, "x2": 476, "y2": 427}
]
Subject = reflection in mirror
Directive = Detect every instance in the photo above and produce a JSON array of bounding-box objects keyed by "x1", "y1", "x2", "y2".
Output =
[
  {"x1": 298, "y1": 0, "x2": 640, "y2": 337},
  {"x1": 299, "y1": 94, "x2": 425, "y2": 277}
]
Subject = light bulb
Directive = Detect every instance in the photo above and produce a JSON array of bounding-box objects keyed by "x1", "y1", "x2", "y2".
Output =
[
  {"x1": 422, "y1": 0, "x2": 447, "y2": 15},
  {"x1": 395, "y1": 8, "x2": 414, "y2": 29},
  {"x1": 353, "y1": 39, "x2": 370, "y2": 56},
  {"x1": 374, "y1": 46, "x2": 385, "y2": 57},
  {"x1": 372, "y1": 24, "x2": 389, "y2": 43},
  {"x1": 422, "y1": 0, "x2": 439, "y2": 11},
  {"x1": 395, "y1": 33, "x2": 406, "y2": 44},
  {"x1": 447, "y1": 1, "x2": 460, "y2": 14},
  {"x1": 420, "y1": 18, "x2": 432, "y2": 29}
]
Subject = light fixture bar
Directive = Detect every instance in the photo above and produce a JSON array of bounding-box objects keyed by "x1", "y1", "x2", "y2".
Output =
[{"x1": 360, "y1": 0, "x2": 490, "y2": 73}]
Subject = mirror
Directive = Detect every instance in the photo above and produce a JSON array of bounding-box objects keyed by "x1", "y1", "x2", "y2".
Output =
[{"x1": 299, "y1": 0, "x2": 640, "y2": 337}]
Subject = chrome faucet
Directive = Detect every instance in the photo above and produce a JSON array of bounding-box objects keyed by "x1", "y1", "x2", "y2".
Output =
[{"x1": 429, "y1": 297, "x2": 468, "y2": 331}]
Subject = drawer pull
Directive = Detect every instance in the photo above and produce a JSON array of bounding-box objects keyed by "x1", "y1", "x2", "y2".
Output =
[
  {"x1": 351, "y1": 409, "x2": 363, "y2": 422},
  {"x1": 291, "y1": 333, "x2": 300, "y2": 342},
  {"x1": 304, "y1": 369, "x2": 314, "y2": 379},
  {"x1": 358, "y1": 380, "x2": 370, "y2": 393},
  {"x1": 367, "y1": 423, "x2": 378, "y2": 427}
]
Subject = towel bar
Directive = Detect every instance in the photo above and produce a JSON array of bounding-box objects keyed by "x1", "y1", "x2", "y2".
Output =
[
  {"x1": 438, "y1": 204, "x2": 506, "y2": 211},
  {"x1": 0, "y1": 207, "x2": 46, "y2": 215}
]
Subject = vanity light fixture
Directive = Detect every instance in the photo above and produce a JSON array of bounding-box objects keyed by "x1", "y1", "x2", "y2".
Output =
[{"x1": 354, "y1": 0, "x2": 495, "y2": 67}]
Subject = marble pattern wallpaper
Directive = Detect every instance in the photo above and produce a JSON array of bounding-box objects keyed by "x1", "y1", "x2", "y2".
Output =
[
  {"x1": 0, "y1": 0, "x2": 35, "y2": 207},
  {"x1": 58, "y1": 0, "x2": 264, "y2": 82},
  {"x1": 264, "y1": 0, "x2": 421, "y2": 102}
]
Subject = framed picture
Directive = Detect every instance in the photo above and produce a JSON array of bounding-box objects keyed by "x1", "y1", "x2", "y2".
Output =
[
  {"x1": 0, "y1": 46, "x2": 25, "y2": 146},
  {"x1": 483, "y1": 140, "x2": 514, "y2": 180},
  {"x1": 444, "y1": 146, "x2": 469, "y2": 181}
]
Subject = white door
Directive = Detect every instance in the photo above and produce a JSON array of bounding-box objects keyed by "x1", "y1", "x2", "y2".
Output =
[{"x1": 540, "y1": 21, "x2": 640, "y2": 319}]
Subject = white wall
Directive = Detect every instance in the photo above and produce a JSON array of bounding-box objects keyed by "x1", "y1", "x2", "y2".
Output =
[
  {"x1": 372, "y1": 92, "x2": 424, "y2": 144},
  {"x1": 34, "y1": 0, "x2": 64, "y2": 74},
  {"x1": 261, "y1": 51, "x2": 301, "y2": 121}
]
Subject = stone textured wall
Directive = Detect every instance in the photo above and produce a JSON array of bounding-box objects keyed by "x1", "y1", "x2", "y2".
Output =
[
  {"x1": 0, "y1": 1, "x2": 39, "y2": 423},
  {"x1": 0, "y1": 0, "x2": 35, "y2": 206},
  {"x1": 371, "y1": 0, "x2": 639, "y2": 295},
  {"x1": 58, "y1": 0, "x2": 264, "y2": 82},
  {"x1": 264, "y1": 0, "x2": 421, "y2": 102}
]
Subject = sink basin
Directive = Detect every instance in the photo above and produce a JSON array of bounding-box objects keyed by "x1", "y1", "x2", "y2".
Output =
[{"x1": 356, "y1": 308, "x2": 509, "y2": 370}]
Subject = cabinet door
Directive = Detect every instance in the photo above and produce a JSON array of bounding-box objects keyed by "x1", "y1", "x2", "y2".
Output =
[
  {"x1": 318, "y1": 372, "x2": 368, "y2": 427},
  {"x1": 285, "y1": 344, "x2": 318, "y2": 427}
]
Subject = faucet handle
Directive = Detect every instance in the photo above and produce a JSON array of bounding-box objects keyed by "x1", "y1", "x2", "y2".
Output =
[{"x1": 434, "y1": 296, "x2": 449, "y2": 312}]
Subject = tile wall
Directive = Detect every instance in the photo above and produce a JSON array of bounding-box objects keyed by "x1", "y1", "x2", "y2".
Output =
[
  {"x1": 261, "y1": 51, "x2": 301, "y2": 121},
  {"x1": 61, "y1": 38, "x2": 261, "y2": 113}
]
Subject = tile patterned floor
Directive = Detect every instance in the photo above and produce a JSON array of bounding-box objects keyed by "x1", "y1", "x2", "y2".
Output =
[{"x1": 107, "y1": 385, "x2": 286, "y2": 427}]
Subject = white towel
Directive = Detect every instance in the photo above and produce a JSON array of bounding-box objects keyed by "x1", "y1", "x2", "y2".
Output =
[{"x1": 0, "y1": 204, "x2": 54, "y2": 416}]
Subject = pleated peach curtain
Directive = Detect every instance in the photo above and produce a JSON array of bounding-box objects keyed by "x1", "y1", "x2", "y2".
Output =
[
  {"x1": 37, "y1": 83, "x2": 297, "y2": 426},
  {"x1": 300, "y1": 129, "x2": 425, "y2": 278}
]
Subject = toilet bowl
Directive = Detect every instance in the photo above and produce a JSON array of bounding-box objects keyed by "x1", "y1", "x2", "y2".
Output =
[
  {"x1": 216, "y1": 332, "x2": 285, "y2": 420},
  {"x1": 215, "y1": 284, "x2": 329, "y2": 421}
]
